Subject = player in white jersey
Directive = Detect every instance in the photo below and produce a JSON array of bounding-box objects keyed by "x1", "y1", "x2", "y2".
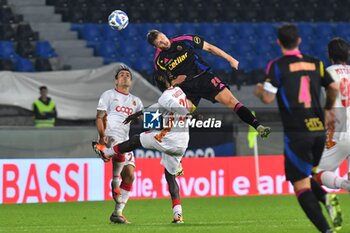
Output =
[
  {"x1": 314, "y1": 38, "x2": 350, "y2": 192},
  {"x1": 93, "y1": 65, "x2": 143, "y2": 224},
  {"x1": 94, "y1": 78, "x2": 195, "y2": 224}
]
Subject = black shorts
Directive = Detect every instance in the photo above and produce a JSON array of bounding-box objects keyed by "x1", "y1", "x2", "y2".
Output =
[
  {"x1": 284, "y1": 132, "x2": 326, "y2": 183},
  {"x1": 179, "y1": 72, "x2": 229, "y2": 106}
]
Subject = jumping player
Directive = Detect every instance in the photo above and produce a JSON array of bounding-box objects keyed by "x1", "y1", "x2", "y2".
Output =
[{"x1": 146, "y1": 30, "x2": 271, "y2": 139}]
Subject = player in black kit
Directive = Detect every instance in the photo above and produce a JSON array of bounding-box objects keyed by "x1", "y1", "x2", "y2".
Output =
[
  {"x1": 147, "y1": 30, "x2": 270, "y2": 138},
  {"x1": 255, "y1": 24, "x2": 340, "y2": 233}
]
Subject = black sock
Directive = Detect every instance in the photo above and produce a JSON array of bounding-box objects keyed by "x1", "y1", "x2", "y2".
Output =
[
  {"x1": 311, "y1": 178, "x2": 327, "y2": 205},
  {"x1": 297, "y1": 189, "x2": 330, "y2": 232},
  {"x1": 233, "y1": 103, "x2": 260, "y2": 129}
]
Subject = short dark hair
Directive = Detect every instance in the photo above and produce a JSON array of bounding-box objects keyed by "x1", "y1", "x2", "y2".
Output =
[
  {"x1": 147, "y1": 29, "x2": 161, "y2": 46},
  {"x1": 278, "y1": 24, "x2": 300, "y2": 49},
  {"x1": 39, "y1": 86, "x2": 47, "y2": 91},
  {"x1": 115, "y1": 65, "x2": 132, "y2": 79},
  {"x1": 328, "y1": 37, "x2": 350, "y2": 63}
]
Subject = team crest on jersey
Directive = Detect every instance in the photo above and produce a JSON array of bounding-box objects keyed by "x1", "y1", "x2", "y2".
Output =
[
  {"x1": 177, "y1": 45, "x2": 183, "y2": 51},
  {"x1": 194, "y1": 36, "x2": 201, "y2": 44},
  {"x1": 132, "y1": 101, "x2": 136, "y2": 106}
]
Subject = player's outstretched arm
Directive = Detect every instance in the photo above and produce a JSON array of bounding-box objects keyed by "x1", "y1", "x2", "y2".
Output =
[{"x1": 202, "y1": 41, "x2": 239, "y2": 70}]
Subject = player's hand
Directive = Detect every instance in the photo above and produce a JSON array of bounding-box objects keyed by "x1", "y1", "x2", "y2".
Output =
[
  {"x1": 255, "y1": 83, "x2": 264, "y2": 97},
  {"x1": 98, "y1": 135, "x2": 107, "y2": 144},
  {"x1": 123, "y1": 110, "x2": 143, "y2": 124},
  {"x1": 229, "y1": 57, "x2": 239, "y2": 70}
]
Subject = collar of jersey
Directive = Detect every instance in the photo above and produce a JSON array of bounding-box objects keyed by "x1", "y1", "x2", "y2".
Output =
[
  {"x1": 115, "y1": 88, "x2": 129, "y2": 96},
  {"x1": 283, "y1": 49, "x2": 302, "y2": 57}
]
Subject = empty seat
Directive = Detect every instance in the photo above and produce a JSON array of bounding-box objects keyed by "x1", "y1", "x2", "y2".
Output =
[
  {"x1": 15, "y1": 58, "x2": 34, "y2": 72},
  {"x1": 35, "y1": 58, "x2": 52, "y2": 71},
  {"x1": 80, "y1": 24, "x2": 103, "y2": 42},
  {"x1": 0, "y1": 6, "x2": 17, "y2": 24},
  {"x1": 0, "y1": 24, "x2": 16, "y2": 41},
  {"x1": 0, "y1": 41, "x2": 17, "y2": 59},
  {"x1": 16, "y1": 40, "x2": 36, "y2": 58},
  {"x1": 17, "y1": 24, "x2": 39, "y2": 41},
  {"x1": 35, "y1": 41, "x2": 57, "y2": 58},
  {"x1": 0, "y1": 59, "x2": 14, "y2": 71}
]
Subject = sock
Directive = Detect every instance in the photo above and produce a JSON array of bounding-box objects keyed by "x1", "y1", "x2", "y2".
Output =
[
  {"x1": 172, "y1": 199, "x2": 182, "y2": 219},
  {"x1": 310, "y1": 178, "x2": 327, "y2": 205},
  {"x1": 296, "y1": 188, "x2": 330, "y2": 232},
  {"x1": 233, "y1": 103, "x2": 260, "y2": 129},
  {"x1": 110, "y1": 145, "x2": 125, "y2": 162},
  {"x1": 318, "y1": 171, "x2": 349, "y2": 190},
  {"x1": 115, "y1": 181, "x2": 132, "y2": 215}
]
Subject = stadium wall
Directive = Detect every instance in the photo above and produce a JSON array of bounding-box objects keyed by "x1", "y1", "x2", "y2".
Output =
[{"x1": 1, "y1": 157, "x2": 347, "y2": 204}]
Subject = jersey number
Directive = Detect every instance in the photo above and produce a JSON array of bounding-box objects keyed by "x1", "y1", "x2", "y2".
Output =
[
  {"x1": 340, "y1": 77, "x2": 350, "y2": 107},
  {"x1": 298, "y1": 76, "x2": 311, "y2": 108}
]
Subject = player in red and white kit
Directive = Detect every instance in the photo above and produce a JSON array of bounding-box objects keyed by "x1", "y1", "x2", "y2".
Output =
[
  {"x1": 94, "y1": 79, "x2": 194, "y2": 224},
  {"x1": 94, "y1": 65, "x2": 143, "y2": 224},
  {"x1": 315, "y1": 38, "x2": 350, "y2": 192}
]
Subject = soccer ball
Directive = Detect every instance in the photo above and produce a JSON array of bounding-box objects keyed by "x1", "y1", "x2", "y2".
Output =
[{"x1": 108, "y1": 10, "x2": 129, "y2": 31}]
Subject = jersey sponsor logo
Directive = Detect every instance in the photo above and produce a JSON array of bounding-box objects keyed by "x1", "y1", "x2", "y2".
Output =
[
  {"x1": 289, "y1": 62, "x2": 316, "y2": 72},
  {"x1": 169, "y1": 52, "x2": 188, "y2": 70},
  {"x1": 116, "y1": 106, "x2": 133, "y2": 115},
  {"x1": 304, "y1": 117, "x2": 324, "y2": 131}
]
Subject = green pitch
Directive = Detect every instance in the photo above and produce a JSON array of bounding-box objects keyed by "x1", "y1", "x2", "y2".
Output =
[{"x1": 1, "y1": 194, "x2": 349, "y2": 233}]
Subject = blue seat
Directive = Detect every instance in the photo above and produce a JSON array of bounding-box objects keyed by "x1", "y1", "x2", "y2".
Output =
[
  {"x1": 35, "y1": 41, "x2": 57, "y2": 58},
  {"x1": 237, "y1": 23, "x2": 256, "y2": 40},
  {"x1": 15, "y1": 58, "x2": 34, "y2": 72},
  {"x1": 102, "y1": 24, "x2": 123, "y2": 42},
  {"x1": 0, "y1": 41, "x2": 17, "y2": 59},
  {"x1": 81, "y1": 24, "x2": 103, "y2": 42},
  {"x1": 298, "y1": 23, "x2": 315, "y2": 40},
  {"x1": 314, "y1": 23, "x2": 335, "y2": 41},
  {"x1": 179, "y1": 23, "x2": 196, "y2": 35},
  {"x1": 96, "y1": 41, "x2": 118, "y2": 62},
  {"x1": 121, "y1": 25, "x2": 139, "y2": 38},
  {"x1": 334, "y1": 23, "x2": 350, "y2": 40},
  {"x1": 255, "y1": 23, "x2": 276, "y2": 41},
  {"x1": 161, "y1": 23, "x2": 178, "y2": 38}
]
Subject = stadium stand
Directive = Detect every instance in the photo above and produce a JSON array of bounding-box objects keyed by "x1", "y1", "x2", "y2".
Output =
[{"x1": 1, "y1": 0, "x2": 349, "y2": 91}]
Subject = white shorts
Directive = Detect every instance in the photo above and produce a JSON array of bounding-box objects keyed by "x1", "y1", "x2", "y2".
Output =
[
  {"x1": 107, "y1": 136, "x2": 135, "y2": 167},
  {"x1": 140, "y1": 131, "x2": 186, "y2": 175},
  {"x1": 317, "y1": 139, "x2": 350, "y2": 172}
]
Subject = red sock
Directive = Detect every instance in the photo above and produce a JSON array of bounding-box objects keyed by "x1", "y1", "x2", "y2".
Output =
[
  {"x1": 172, "y1": 199, "x2": 181, "y2": 208},
  {"x1": 120, "y1": 181, "x2": 132, "y2": 192}
]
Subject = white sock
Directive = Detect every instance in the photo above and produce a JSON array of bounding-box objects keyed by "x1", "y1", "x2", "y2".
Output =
[
  {"x1": 115, "y1": 188, "x2": 130, "y2": 215},
  {"x1": 173, "y1": 204, "x2": 182, "y2": 218},
  {"x1": 320, "y1": 171, "x2": 347, "y2": 189},
  {"x1": 104, "y1": 147, "x2": 116, "y2": 157}
]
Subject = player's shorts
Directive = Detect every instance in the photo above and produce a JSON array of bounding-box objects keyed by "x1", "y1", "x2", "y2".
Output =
[
  {"x1": 179, "y1": 72, "x2": 229, "y2": 106},
  {"x1": 140, "y1": 131, "x2": 186, "y2": 175},
  {"x1": 284, "y1": 133, "x2": 325, "y2": 183},
  {"x1": 316, "y1": 139, "x2": 350, "y2": 172},
  {"x1": 107, "y1": 136, "x2": 135, "y2": 167}
]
